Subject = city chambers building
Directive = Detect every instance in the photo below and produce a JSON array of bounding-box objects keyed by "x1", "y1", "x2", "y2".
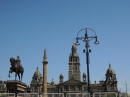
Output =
[{"x1": 29, "y1": 44, "x2": 118, "y2": 94}]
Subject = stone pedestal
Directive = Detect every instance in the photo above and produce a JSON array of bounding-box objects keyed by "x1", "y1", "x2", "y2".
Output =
[{"x1": 5, "y1": 80, "x2": 27, "y2": 94}]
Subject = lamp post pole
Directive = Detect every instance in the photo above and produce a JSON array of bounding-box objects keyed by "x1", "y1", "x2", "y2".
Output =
[
  {"x1": 86, "y1": 42, "x2": 90, "y2": 92},
  {"x1": 75, "y1": 28, "x2": 99, "y2": 93}
]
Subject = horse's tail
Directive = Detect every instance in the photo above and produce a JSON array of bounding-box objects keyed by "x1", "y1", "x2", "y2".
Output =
[{"x1": 8, "y1": 69, "x2": 10, "y2": 78}]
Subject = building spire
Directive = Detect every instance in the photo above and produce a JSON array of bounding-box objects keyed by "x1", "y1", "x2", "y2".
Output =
[
  {"x1": 69, "y1": 44, "x2": 81, "y2": 81},
  {"x1": 36, "y1": 66, "x2": 38, "y2": 71},
  {"x1": 43, "y1": 49, "x2": 48, "y2": 64},
  {"x1": 72, "y1": 44, "x2": 77, "y2": 56},
  {"x1": 109, "y1": 64, "x2": 111, "y2": 68}
]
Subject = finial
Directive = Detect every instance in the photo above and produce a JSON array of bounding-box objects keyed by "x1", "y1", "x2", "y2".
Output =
[
  {"x1": 44, "y1": 49, "x2": 47, "y2": 59},
  {"x1": 60, "y1": 73, "x2": 63, "y2": 78},
  {"x1": 17, "y1": 56, "x2": 20, "y2": 59},
  {"x1": 37, "y1": 66, "x2": 38, "y2": 70},
  {"x1": 72, "y1": 43, "x2": 76, "y2": 48},
  {"x1": 72, "y1": 44, "x2": 77, "y2": 56},
  {"x1": 51, "y1": 78, "x2": 55, "y2": 85},
  {"x1": 109, "y1": 64, "x2": 111, "y2": 68},
  {"x1": 43, "y1": 49, "x2": 48, "y2": 64},
  {"x1": 83, "y1": 72, "x2": 86, "y2": 77}
]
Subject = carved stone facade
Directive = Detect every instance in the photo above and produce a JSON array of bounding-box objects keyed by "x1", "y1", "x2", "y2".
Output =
[
  {"x1": 30, "y1": 67, "x2": 43, "y2": 94},
  {"x1": 29, "y1": 44, "x2": 118, "y2": 94},
  {"x1": 105, "y1": 64, "x2": 117, "y2": 92},
  {"x1": 68, "y1": 44, "x2": 81, "y2": 81},
  {"x1": 0, "y1": 45, "x2": 118, "y2": 94},
  {"x1": 0, "y1": 80, "x2": 7, "y2": 93}
]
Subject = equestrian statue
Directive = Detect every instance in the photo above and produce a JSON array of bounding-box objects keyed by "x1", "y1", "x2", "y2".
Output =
[{"x1": 9, "y1": 56, "x2": 24, "y2": 81}]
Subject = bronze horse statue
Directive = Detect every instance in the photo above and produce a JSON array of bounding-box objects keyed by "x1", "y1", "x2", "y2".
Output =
[{"x1": 9, "y1": 56, "x2": 24, "y2": 81}]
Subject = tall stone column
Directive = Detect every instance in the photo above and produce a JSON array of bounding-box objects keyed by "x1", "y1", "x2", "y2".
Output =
[{"x1": 43, "y1": 49, "x2": 48, "y2": 96}]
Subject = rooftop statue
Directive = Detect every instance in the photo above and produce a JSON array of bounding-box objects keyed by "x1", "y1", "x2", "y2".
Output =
[{"x1": 8, "y1": 56, "x2": 24, "y2": 81}]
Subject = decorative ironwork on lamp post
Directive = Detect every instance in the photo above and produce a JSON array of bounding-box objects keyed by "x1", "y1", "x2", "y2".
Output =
[{"x1": 75, "y1": 27, "x2": 99, "y2": 93}]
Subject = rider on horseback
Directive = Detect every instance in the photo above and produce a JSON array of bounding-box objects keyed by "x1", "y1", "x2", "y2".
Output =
[{"x1": 9, "y1": 56, "x2": 24, "y2": 81}]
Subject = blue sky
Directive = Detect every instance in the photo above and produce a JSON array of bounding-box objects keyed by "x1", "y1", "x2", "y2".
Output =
[{"x1": 0, "y1": 0, "x2": 130, "y2": 93}]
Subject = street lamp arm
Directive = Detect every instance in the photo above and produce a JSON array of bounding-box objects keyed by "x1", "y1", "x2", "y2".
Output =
[
  {"x1": 76, "y1": 28, "x2": 87, "y2": 38},
  {"x1": 88, "y1": 36, "x2": 97, "y2": 39},
  {"x1": 76, "y1": 37, "x2": 85, "y2": 40}
]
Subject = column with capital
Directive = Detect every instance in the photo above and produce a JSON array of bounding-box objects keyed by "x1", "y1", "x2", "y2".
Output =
[{"x1": 43, "y1": 49, "x2": 48, "y2": 97}]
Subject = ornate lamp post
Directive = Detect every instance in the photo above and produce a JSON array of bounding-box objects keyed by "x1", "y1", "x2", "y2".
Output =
[{"x1": 75, "y1": 27, "x2": 99, "y2": 93}]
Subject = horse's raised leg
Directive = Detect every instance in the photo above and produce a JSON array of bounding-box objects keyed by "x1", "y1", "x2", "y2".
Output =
[
  {"x1": 18, "y1": 73, "x2": 20, "y2": 81},
  {"x1": 21, "y1": 72, "x2": 23, "y2": 81}
]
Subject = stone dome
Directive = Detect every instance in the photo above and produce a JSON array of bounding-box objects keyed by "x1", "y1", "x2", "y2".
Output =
[{"x1": 106, "y1": 64, "x2": 115, "y2": 74}]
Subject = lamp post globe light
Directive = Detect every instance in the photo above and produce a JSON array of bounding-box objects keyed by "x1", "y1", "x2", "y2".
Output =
[{"x1": 75, "y1": 27, "x2": 99, "y2": 93}]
